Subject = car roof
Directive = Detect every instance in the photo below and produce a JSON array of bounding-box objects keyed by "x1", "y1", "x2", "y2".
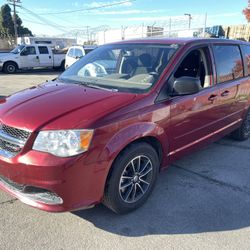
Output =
[
  {"x1": 70, "y1": 45, "x2": 97, "y2": 49},
  {"x1": 109, "y1": 37, "x2": 250, "y2": 46}
]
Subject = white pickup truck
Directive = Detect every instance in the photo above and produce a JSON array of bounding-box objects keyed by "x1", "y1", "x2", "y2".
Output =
[{"x1": 0, "y1": 44, "x2": 66, "y2": 73}]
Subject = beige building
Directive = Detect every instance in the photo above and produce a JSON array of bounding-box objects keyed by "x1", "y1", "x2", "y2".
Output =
[{"x1": 224, "y1": 24, "x2": 250, "y2": 41}]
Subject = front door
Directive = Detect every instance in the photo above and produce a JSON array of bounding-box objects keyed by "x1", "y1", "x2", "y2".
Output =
[
  {"x1": 19, "y1": 46, "x2": 40, "y2": 68},
  {"x1": 167, "y1": 46, "x2": 219, "y2": 160}
]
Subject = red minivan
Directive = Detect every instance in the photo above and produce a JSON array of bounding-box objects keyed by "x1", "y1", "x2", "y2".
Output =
[{"x1": 0, "y1": 38, "x2": 250, "y2": 214}]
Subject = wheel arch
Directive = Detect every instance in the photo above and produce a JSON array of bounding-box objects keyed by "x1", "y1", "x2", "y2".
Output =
[
  {"x1": 3, "y1": 61, "x2": 19, "y2": 70},
  {"x1": 102, "y1": 134, "x2": 167, "y2": 198}
]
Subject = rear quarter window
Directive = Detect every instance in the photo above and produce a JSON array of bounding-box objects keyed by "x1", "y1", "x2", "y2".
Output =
[
  {"x1": 84, "y1": 49, "x2": 94, "y2": 55},
  {"x1": 213, "y1": 45, "x2": 244, "y2": 83}
]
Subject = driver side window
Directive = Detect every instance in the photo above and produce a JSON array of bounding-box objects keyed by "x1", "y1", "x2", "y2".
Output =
[
  {"x1": 22, "y1": 46, "x2": 36, "y2": 56},
  {"x1": 174, "y1": 47, "x2": 212, "y2": 89}
]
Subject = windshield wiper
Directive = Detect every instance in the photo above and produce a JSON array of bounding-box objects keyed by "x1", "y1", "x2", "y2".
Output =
[
  {"x1": 58, "y1": 78, "x2": 118, "y2": 92},
  {"x1": 83, "y1": 82, "x2": 118, "y2": 92}
]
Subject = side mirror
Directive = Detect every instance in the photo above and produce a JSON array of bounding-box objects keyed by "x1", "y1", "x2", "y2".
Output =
[{"x1": 171, "y1": 76, "x2": 201, "y2": 96}]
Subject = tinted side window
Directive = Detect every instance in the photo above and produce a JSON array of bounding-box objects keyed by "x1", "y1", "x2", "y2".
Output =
[
  {"x1": 84, "y1": 49, "x2": 94, "y2": 54},
  {"x1": 75, "y1": 49, "x2": 83, "y2": 58},
  {"x1": 213, "y1": 45, "x2": 243, "y2": 83},
  {"x1": 38, "y1": 46, "x2": 49, "y2": 54},
  {"x1": 242, "y1": 45, "x2": 250, "y2": 75},
  {"x1": 25, "y1": 46, "x2": 36, "y2": 55},
  {"x1": 68, "y1": 48, "x2": 74, "y2": 57},
  {"x1": 173, "y1": 47, "x2": 212, "y2": 88}
]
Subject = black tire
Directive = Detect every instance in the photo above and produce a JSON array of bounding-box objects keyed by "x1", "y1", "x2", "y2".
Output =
[
  {"x1": 60, "y1": 60, "x2": 65, "y2": 71},
  {"x1": 3, "y1": 62, "x2": 17, "y2": 74},
  {"x1": 231, "y1": 109, "x2": 250, "y2": 141},
  {"x1": 103, "y1": 142, "x2": 160, "y2": 214},
  {"x1": 54, "y1": 60, "x2": 65, "y2": 71}
]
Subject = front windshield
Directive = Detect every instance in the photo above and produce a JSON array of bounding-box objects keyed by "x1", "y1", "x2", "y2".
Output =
[
  {"x1": 11, "y1": 45, "x2": 25, "y2": 54},
  {"x1": 59, "y1": 43, "x2": 180, "y2": 93}
]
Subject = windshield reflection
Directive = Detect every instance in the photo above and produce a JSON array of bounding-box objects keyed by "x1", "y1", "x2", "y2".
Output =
[
  {"x1": 11, "y1": 45, "x2": 25, "y2": 54},
  {"x1": 59, "y1": 43, "x2": 180, "y2": 94}
]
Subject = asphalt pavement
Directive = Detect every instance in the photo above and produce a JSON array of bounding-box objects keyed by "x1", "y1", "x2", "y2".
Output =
[{"x1": 0, "y1": 70, "x2": 250, "y2": 250}]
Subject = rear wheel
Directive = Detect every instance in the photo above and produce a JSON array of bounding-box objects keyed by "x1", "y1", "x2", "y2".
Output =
[
  {"x1": 60, "y1": 60, "x2": 65, "y2": 71},
  {"x1": 54, "y1": 60, "x2": 65, "y2": 71},
  {"x1": 231, "y1": 109, "x2": 250, "y2": 141},
  {"x1": 3, "y1": 62, "x2": 17, "y2": 74},
  {"x1": 103, "y1": 142, "x2": 159, "y2": 214}
]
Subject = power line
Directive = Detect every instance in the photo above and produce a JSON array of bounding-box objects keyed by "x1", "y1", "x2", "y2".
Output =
[
  {"x1": 18, "y1": 1, "x2": 136, "y2": 34},
  {"x1": 20, "y1": 6, "x2": 69, "y2": 33},
  {"x1": 21, "y1": 17, "x2": 95, "y2": 30},
  {"x1": 34, "y1": 0, "x2": 136, "y2": 15}
]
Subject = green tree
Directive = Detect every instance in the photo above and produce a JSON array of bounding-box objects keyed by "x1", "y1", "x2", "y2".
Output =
[
  {"x1": 0, "y1": 4, "x2": 14, "y2": 37},
  {"x1": 15, "y1": 14, "x2": 33, "y2": 36},
  {"x1": 0, "y1": 4, "x2": 33, "y2": 38}
]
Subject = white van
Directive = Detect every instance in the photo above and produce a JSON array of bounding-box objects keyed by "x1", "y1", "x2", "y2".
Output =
[{"x1": 65, "y1": 45, "x2": 96, "y2": 69}]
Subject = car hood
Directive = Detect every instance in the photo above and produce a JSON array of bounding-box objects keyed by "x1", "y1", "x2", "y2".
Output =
[
  {"x1": 0, "y1": 53, "x2": 14, "y2": 59},
  {"x1": 0, "y1": 81, "x2": 136, "y2": 131}
]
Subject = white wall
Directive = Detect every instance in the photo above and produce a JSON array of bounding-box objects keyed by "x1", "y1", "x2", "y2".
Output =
[{"x1": 97, "y1": 26, "x2": 148, "y2": 45}]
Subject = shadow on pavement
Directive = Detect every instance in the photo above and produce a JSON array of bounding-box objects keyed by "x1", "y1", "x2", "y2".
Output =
[{"x1": 73, "y1": 143, "x2": 250, "y2": 236}]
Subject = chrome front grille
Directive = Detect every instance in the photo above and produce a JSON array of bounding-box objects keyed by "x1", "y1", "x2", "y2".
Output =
[
  {"x1": 1, "y1": 123, "x2": 30, "y2": 141},
  {"x1": 0, "y1": 123, "x2": 31, "y2": 158}
]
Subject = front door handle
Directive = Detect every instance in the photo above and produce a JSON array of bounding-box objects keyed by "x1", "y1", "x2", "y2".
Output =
[
  {"x1": 208, "y1": 94, "x2": 217, "y2": 102},
  {"x1": 221, "y1": 90, "x2": 229, "y2": 97},
  {"x1": 49, "y1": 56, "x2": 51, "y2": 59},
  {"x1": 36, "y1": 56, "x2": 39, "y2": 60}
]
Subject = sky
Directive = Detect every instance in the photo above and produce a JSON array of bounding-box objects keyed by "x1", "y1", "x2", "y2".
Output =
[{"x1": 0, "y1": 0, "x2": 248, "y2": 36}]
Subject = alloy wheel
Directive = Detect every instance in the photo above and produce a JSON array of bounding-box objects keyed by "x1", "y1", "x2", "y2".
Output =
[{"x1": 119, "y1": 155, "x2": 153, "y2": 204}]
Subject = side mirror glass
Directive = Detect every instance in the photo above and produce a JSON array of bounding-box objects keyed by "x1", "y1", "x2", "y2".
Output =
[{"x1": 171, "y1": 76, "x2": 201, "y2": 96}]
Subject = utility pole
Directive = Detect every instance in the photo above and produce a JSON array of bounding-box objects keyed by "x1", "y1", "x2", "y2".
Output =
[
  {"x1": 184, "y1": 13, "x2": 192, "y2": 30},
  {"x1": 86, "y1": 26, "x2": 90, "y2": 44},
  {"x1": 168, "y1": 18, "x2": 172, "y2": 37},
  {"x1": 202, "y1": 13, "x2": 207, "y2": 37},
  {"x1": 7, "y1": 0, "x2": 21, "y2": 44}
]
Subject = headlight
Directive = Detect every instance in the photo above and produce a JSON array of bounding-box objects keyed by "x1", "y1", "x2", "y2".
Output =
[{"x1": 33, "y1": 130, "x2": 94, "y2": 157}]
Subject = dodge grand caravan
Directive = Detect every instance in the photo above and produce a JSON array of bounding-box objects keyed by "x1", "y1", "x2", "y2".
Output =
[{"x1": 0, "y1": 38, "x2": 249, "y2": 214}]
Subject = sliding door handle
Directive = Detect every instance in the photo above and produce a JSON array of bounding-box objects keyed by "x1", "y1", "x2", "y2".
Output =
[
  {"x1": 221, "y1": 90, "x2": 229, "y2": 97},
  {"x1": 208, "y1": 94, "x2": 217, "y2": 102}
]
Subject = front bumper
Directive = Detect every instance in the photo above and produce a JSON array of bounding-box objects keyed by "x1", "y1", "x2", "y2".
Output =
[
  {"x1": 0, "y1": 61, "x2": 3, "y2": 71},
  {"x1": 0, "y1": 175, "x2": 63, "y2": 205},
  {"x1": 0, "y1": 149, "x2": 109, "y2": 212}
]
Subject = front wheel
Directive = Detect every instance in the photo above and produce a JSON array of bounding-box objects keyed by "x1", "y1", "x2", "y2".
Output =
[
  {"x1": 3, "y1": 62, "x2": 17, "y2": 74},
  {"x1": 103, "y1": 142, "x2": 159, "y2": 214},
  {"x1": 231, "y1": 109, "x2": 250, "y2": 141}
]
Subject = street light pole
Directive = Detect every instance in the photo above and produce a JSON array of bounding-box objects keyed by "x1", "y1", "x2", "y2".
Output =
[{"x1": 184, "y1": 13, "x2": 192, "y2": 30}]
